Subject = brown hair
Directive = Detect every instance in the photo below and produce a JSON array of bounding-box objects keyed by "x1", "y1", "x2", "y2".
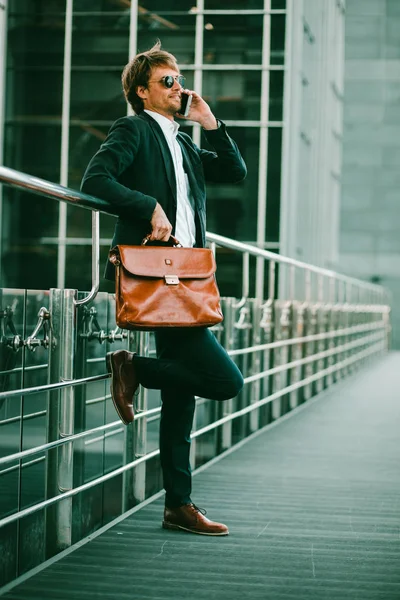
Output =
[{"x1": 121, "y1": 40, "x2": 179, "y2": 114}]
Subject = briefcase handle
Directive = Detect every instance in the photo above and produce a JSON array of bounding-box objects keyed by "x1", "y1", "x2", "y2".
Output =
[{"x1": 141, "y1": 234, "x2": 182, "y2": 247}]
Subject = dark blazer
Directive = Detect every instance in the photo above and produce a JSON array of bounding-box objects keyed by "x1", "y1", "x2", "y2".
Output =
[{"x1": 80, "y1": 111, "x2": 247, "y2": 280}]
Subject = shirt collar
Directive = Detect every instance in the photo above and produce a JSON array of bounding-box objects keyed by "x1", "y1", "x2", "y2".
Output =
[{"x1": 144, "y1": 110, "x2": 180, "y2": 138}]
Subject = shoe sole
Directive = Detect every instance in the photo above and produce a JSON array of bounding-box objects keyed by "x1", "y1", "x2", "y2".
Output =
[
  {"x1": 162, "y1": 521, "x2": 229, "y2": 536},
  {"x1": 106, "y1": 352, "x2": 131, "y2": 426}
]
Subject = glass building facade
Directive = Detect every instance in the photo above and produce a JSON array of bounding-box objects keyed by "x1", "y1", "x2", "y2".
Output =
[{"x1": 0, "y1": 0, "x2": 345, "y2": 295}]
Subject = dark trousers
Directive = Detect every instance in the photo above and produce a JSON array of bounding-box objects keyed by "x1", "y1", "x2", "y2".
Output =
[{"x1": 134, "y1": 328, "x2": 244, "y2": 508}]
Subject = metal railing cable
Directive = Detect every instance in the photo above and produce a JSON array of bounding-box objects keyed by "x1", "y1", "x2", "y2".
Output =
[
  {"x1": 0, "y1": 324, "x2": 385, "y2": 469},
  {"x1": 0, "y1": 336, "x2": 385, "y2": 529},
  {"x1": 0, "y1": 318, "x2": 385, "y2": 403}
]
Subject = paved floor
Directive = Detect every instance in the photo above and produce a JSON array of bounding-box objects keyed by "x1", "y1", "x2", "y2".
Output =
[{"x1": 2, "y1": 353, "x2": 400, "y2": 600}]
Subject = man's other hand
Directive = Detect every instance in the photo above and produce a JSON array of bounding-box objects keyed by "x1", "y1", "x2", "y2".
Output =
[{"x1": 150, "y1": 203, "x2": 173, "y2": 241}]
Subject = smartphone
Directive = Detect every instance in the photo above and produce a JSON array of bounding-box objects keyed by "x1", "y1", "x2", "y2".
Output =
[{"x1": 180, "y1": 92, "x2": 192, "y2": 117}]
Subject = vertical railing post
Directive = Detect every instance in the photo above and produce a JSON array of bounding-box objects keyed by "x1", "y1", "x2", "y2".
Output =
[
  {"x1": 57, "y1": 289, "x2": 76, "y2": 547},
  {"x1": 303, "y1": 270, "x2": 314, "y2": 400},
  {"x1": 45, "y1": 288, "x2": 62, "y2": 557},
  {"x1": 250, "y1": 297, "x2": 262, "y2": 433},
  {"x1": 315, "y1": 274, "x2": 326, "y2": 393},
  {"x1": 326, "y1": 277, "x2": 336, "y2": 386},
  {"x1": 259, "y1": 260, "x2": 275, "y2": 424},
  {"x1": 45, "y1": 288, "x2": 76, "y2": 554},
  {"x1": 219, "y1": 298, "x2": 234, "y2": 451},
  {"x1": 337, "y1": 279, "x2": 346, "y2": 379},
  {"x1": 345, "y1": 281, "x2": 353, "y2": 374},
  {"x1": 259, "y1": 300, "x2": 274, "y2": 426},
  {"x1": 290, "y1": 299, "x2": 304, "y2": 409}
]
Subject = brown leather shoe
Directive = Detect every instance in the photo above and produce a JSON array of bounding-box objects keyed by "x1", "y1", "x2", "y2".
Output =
[
  {"x1": 106, "y1": 350, "x2": 138, "y2": 425},
  {"x1": 163, "y1": 503, "x2": 229, "y2": 536}
]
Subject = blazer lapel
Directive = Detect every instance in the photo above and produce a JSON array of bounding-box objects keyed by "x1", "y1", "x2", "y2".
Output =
[{"x1": 139, "y1": 112, "x2": 177, "y2": 203}]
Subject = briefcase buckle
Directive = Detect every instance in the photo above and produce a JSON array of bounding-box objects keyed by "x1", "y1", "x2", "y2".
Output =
[{"x1": 165, "y1": 275, "x2": 179, "y2": 285}]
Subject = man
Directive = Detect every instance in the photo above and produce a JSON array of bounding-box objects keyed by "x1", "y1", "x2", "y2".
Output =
[{"x1": 81, "y1": 41, "x2": 246, "y2": 536}]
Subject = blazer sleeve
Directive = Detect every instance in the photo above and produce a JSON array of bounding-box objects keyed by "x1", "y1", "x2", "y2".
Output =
[
  {"x1": 195, "y1": 120, "x2": 247, "y2": 184},
  {"x1": 80, "y1": 117, "x2": 157, "y2": 220}
]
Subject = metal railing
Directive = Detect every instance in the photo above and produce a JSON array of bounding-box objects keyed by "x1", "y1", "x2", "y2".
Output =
[{"x1": 0, "y1": 166, "x2": 391, "y2": 587}]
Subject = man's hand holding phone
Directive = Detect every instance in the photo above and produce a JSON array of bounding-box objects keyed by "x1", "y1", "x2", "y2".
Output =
[{"x1": 176, "y1": 90, "x2": 218, "y2": 130}]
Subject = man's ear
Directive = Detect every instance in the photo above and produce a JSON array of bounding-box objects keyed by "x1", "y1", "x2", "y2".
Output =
[{"x1": 136, "y1": 85, "x2": 147, "y2": 100}]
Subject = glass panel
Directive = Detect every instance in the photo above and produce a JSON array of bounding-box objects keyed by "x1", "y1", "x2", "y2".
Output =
[
  {"x1": 137, "y1": 14, "x2": 196, "y2": 65},
  {"x1": 18, "y1": 512, "x2": 45, "y2": 576},
  {"x1": 270, "y1": 14, "x2": 286, "y2": 65},
  {"x1": 64, "y1": 245, "x2": 91, "y2": 291},
  {"x1": 269, "y1": 69, "x2": 284, "y2": 120},
  {"x1": 70, "y1": 69, "x2": 124, "y2": 123},
  {"x1": 68, "y1": 124, "x2": 109, "y2": 193},
  {"x1": 0, "y1": 287, "x2": 26, "y2": 537},
  {"x1": 271, "y1": 0, "x2": 286, "y2": 9},
  {"x1": 5, "y1": 4, "x2": 64, "y2": 167},
  {"x1": 201, "y1": 127, "x2": 260, "y2": 243},
  {"x1": 0, "y1": 444, "x2": 19, "y2": 519},
  {"x1": 19, "y1": 290, "x2": 49, "y2": 520},
  {"x1": 265, "y1": 126, "x2": 283, "y2": 242},
  {"x1": 147, "y1": 416, "x2": 161, "y2": 453},
  {"x1": 0, "y1": 289, "x2": 26, "y2": 397},
  {"x1": 3, "y1": 1, "x2": 64, "y2": 288},
  {"x1": 203, "y1": 70, "x2": 261, "y2": 121},
  {"x1": 1, "y1": 187, "x2": 58, "y2": 289},
  {"x1": 68, "y1": 10, "x2": 130, "y2": 189},
  {"x1": 4, "y1": 123, "x2": 61, "y2": 180},
  {"x1": 203, "y1": 15, "x2": 263, "y2": 64}
]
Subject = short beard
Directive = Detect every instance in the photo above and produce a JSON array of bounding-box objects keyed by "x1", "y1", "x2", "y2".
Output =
[{"x1": 166, "y1": 101, "x2": 180, "y2": 116}]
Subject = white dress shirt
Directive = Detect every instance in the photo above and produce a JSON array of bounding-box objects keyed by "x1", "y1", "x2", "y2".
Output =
[{"x1": 144, "y1": 110, "x2": 196, "y2": 248}]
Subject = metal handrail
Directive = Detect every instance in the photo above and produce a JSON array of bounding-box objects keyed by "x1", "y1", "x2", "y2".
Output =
[
  {"x1": 0, "y1": 165, "x2": 388, "y2": 304},
  {"x1": 206, "y1": 231, "x2": 386, "y2": 297},
  {"x1": 0, "y1": 166, "x2": 118, "y2": 216}
]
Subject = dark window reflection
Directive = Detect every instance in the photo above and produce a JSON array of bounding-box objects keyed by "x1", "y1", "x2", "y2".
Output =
[
  {"x1": 72, "y1": 14, "x2": 130, "y2": 67},
  {"x1": 202, "y1": 127, "x2": 259, "y2": 243},
  {"x1": 269, "y1": 69, "x2": 284, "y2": 120},
  {"x1": 2, "y1": 4, "x2": 64, "y2": 288},
  {"x1": 270, "y1": 14, "x2": 286, "y2": 65},
  {"x1": 203, "y1": 70, "x2": 261, "y2": 121},
  {"x1": 137, "y1": 15, "x2": 196, "y2": 65},
  {"x1": 203, "y1": 15, "x2": 263, "y2": 64},
  {"x1": 68, "y1": 125, "x2": 109, "y2": 191},
  {"x1": 265, "y1": 126, "x2": 283, "y2": 242},
  {"x1": 271, "y1": 0, "x2": 286, "y2": 8},
  {"x1": 70, "y1": 72, "x2": 127, "y2": 123}
]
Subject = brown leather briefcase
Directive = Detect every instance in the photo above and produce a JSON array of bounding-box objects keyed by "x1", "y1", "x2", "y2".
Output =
[{"x1": 108, "y1": 237, "x2": 223, "y2": 331}]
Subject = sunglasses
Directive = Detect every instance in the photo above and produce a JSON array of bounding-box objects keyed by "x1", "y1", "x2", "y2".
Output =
[{"x1": 149, "y1": 75, "x2": 186, "y2": 88}]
